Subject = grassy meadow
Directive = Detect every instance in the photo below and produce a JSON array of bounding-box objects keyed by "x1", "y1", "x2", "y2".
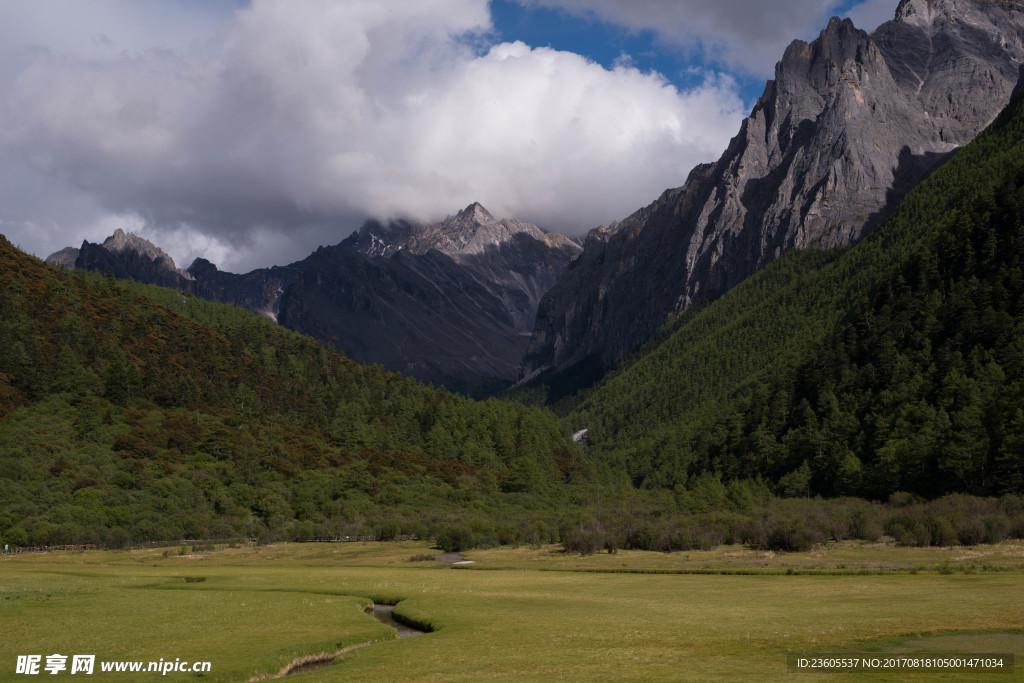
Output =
[{"x1": 2, "y1": 541, "x2": 1023, "y2": 681}]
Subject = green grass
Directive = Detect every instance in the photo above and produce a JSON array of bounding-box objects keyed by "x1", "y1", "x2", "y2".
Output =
[
  {"x1": 464, "y1": 539, "x2": 1024, "y2": 575},
  {"x1": 2, "y1": 542, "x2": 1022, "y2": 681}
]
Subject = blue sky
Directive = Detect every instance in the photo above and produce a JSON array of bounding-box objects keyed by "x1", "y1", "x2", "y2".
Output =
[
  {"x1": 491, "y1": 0, "x2": 757, "y2": 98},
  {"x1": 489, "y1": 0, "x2": 895, "y2": 105},
  {"x1": 0, "y1": 0, "x2": 898, "y2": 271}
]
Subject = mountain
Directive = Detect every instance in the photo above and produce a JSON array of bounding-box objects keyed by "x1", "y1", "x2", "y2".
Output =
[
  {"x1": 524, "y1": 0, "x2": 1024, "y2": 381},
  {"x1": 47, "y1": 204, "x2": 580, "y2": 396},
  {"x1": 185, "y1": 257, "x2": 295, "y2": 322},
  {"x1": 54, "y1": 228, "x2": 199, "y2": 291},
  {"x1": 354, "y1": 203, "x2": 580, "y2": 332},
  {"x1": 279, "y1": 203, "x2": 581, "y2": 395},
  {"x1": 2, "y1": 234, "x2": 578, "y2": 546},
  {"x1": 569, "y1": 84, "x2": 1024, "y2": 499}
]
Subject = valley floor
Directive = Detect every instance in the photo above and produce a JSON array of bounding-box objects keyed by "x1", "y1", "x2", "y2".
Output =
[{"x1": 2, "y1": 541, "x2": 1022, "y2": 681}]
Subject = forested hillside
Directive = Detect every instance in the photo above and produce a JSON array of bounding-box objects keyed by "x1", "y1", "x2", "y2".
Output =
[
  {"x1": 572, "y1": 93, "x2": 1024, "y2": 500},
  {"x1": 0, "y1": 240, "x2": 579, "y2": 547}
]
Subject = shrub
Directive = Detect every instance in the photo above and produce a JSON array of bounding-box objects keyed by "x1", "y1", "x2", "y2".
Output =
[
  {"x1": 888, "y1": 491, "x2": 917, "y2": 507},
  {"x1": 407, "y1": 554, "x2": 435, "y2": 562},
  {"x1": 436, "y1": 524, "x2": 472, "y2": 553},
  {"x1": 495, "y1": 525, "x2": 519, "y2": 547},
  {"x1": 560, "y1": 526, "x2": 602, "y2": 556},
  {"x1": 292, "y1": 520, "x2": 315, "y2": 543},
  {"x1": 104, "y1": 527, "x2": 131, "y2": 549},
  {"x1": 982, "y1": 515, "x2": 1009, "y2": 544},
  {"x1": 849, "y1": 506, "x2": 884, "y2": 541},
  {"x1": 887, "y1": 515, "x2": 930, "y2": 546},
  {"x1": 928, "y1": 517, "x2": 958, "y2": 546},
  {"x1": 955, "y1": 518, "x2": 985, "y2": 546},
  {"x1": 1009, "y1": 514, "x2": 1024, "y2": 539},
  {"x1": 626, "y1": 525, "x2": 659, "y2": 551},
  {"x1": 764, "y1": 519, "x2": 819, "y2": 552},
  {"x1": 376, "y1": 520, "x2": 401, "y2": 542}
]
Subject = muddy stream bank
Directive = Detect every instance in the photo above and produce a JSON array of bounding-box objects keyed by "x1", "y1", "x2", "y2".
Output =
[{"x1": 269, "y1": 602, "x2": 426, "y2": 678}]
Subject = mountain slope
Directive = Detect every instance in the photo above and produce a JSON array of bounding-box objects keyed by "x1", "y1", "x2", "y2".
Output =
[
  {"x1": 278, "y1": 204, "x2": 580, "y2": 395},
  {"x1": 1, "y1": 238, "x2": 578, "y2": 546},
  {"x1": 525, "y1": 0, "x2": 1024, "y2": 379},
  {"x1": 571, "y1": 86, "x2": 1024, "y2": 499}
]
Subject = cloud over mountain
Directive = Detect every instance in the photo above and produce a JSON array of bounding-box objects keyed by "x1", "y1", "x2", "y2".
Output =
[
  {"x1": 519, "y1": 0, "x2": 896, "y2": 74},
  {"x1": 0, "y1": 0, "x2": 747, "y2": 271}
]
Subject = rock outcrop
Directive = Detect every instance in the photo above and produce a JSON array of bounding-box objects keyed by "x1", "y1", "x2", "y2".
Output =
[
  {"x1": 524, "y1": 0, "x2": 1024, "y2": 376},
  {"x1": 47, "y1": 228, "x2": 198, "y2": 291}
]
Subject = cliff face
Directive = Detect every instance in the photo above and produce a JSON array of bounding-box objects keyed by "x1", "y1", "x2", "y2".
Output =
[
  {"x1": 524, "y1": 0, "x2": 1024, "y2": 376},
  {"x1": 48, "y1": 204, "x2": 580, "y2": 396},
  {"x1": 50, "y1": 229, "x2": 200, "y2": 292},
  {"x1": 354, "y1": 203, "x2": 581, "y2": 332},
  {"x1": 278, "y1": 203, "x2": 581, "y2": 395},
  {"x1": 185, "y1": 258, "x2": 294, "y2": 323}
]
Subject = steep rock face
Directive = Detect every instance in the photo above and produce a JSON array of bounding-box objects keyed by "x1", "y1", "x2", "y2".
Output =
[
  {"x1": 47, "y1": 229, "x2": 199, "y2": 292},
  {"x1": 47, "y1": 205, "x2": 579, "y2": 396},
  {"x1": 355, "y1": 203, "x2": 581, "y2": 331},
  {"x1": 524, "y1": 0, "x2": 1024, "y2": 376},
  {"x1": 45, "y1": 247, "x2": 79, "y2": 270},
  {"x1": 186, "y1": 258, "x2": 294, "y2": 322},
  {"x1": 279, "y1": 203, "x2": 581, "y2": 395},
  {"x1": 277, "y1": 245, "x2": 528, "y2": 395}
]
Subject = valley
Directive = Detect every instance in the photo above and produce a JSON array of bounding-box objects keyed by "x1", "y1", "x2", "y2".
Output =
[
  {"x1": 4, "y1": 0, "x2": 1024, "y2": 679},
  {"x1": 2, "y1": 541, "x2": 1021, "y2": 681}
]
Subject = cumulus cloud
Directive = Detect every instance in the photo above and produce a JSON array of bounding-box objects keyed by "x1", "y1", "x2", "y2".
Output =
[
  {"x1": 2, "y1": 0, "x2": 750, "y2": 271},
  {"x1": 515, "y1": 0, "x2": 898, "y2": 76},
  {"x1": 0, "y1": 0, "x2": 234, "y2": 61}
]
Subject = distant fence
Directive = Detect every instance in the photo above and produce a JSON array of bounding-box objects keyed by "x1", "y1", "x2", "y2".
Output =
[
  {"x1": 4, "y1": 539, "x2": 223, "y2": 555},
  {"x1": 2, "y1": 535, "x2": 420, "y2": 555},
  {"x1": 8, "y1": 544, "x2": 97, "y2": 554},
  {"x1": 307, "y1": 534, "x2": 416, "y2": 543}
]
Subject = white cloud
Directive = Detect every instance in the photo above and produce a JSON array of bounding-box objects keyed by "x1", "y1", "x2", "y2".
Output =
[
  {"x1": 0, "y1": 0, "x2": 748, "y2": 271},
  {"x1": 0, "y1": 0, "x2": 235, "y2": 61},
  {"x1": 515, "y1": 0, "x2": 899, "y2": 76}
]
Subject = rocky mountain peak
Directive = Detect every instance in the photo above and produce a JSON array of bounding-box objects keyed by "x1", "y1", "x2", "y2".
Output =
[
  {"x1": 46, "y1": 228, "x2": 192, "y2": 280},
  {"x1": 432, "y1": 203, "x2": 539, "y2": 257},
  {"x1": 186, "y1": 257, "x2": 218, "y2": 278},
  {"x1": 457, "y1": 201, "x2": 495, "y2": 223},
  {"x1": 44, "y1": 228, "x2": 196, "y2": 287},
  {"x1": 895, "y1": 0, "x2": 939, "y2": 25},
  {"x1": 774, "y1": 16, "x2": 880, "y2": 109},
  {"x1": 355, "y1": 203, "x2": 580, "y2": 263},
  {"x1": 524, "y1": 0, "x2": 1024, "y2": 379},
  {"x1": 894, "y1": 0, "x2": 1024, "y2": 30},
  {"x1": 45, "y1": 246, "x2": 79, "y2": 269},
  {"x1": 102, "y1": 228, "x2": 170, "y2": 264}
]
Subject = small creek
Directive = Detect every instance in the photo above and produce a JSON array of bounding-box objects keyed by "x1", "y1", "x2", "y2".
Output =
[
  {"x1": 279, "y1": 603, "x2": 425, "y2": 678},
  {"x1": 371, "y1": 603, "x2": 426, "y2": 638}
]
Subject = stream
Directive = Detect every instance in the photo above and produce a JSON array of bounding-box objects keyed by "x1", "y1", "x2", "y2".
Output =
[
  {"x1": 279, "y1": 603, "x2": 425, "y2": 678},
  {"x1": 371, "y1": 603, "x2": 426, "y2": 638}
]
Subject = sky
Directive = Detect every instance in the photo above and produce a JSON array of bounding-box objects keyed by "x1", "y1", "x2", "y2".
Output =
[{"x1": 0, "y1": 0, "x2": 896, "y2": 272}]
